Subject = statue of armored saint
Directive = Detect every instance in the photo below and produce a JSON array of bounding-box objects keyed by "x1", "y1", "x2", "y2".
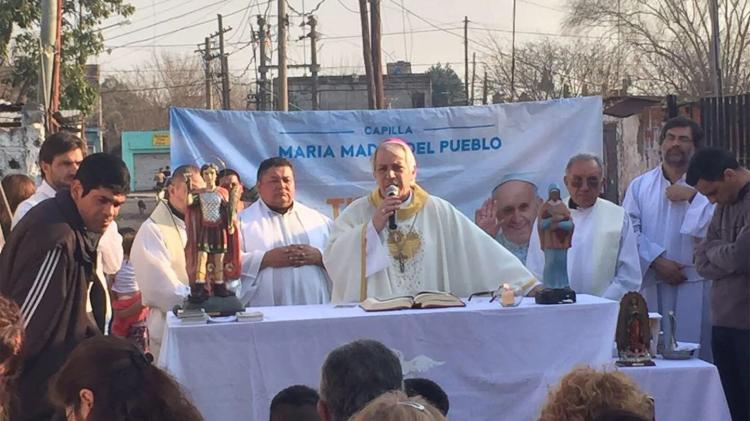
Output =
[{"x1": 184, "y1": 163, "x2": 243, "y2": 313}]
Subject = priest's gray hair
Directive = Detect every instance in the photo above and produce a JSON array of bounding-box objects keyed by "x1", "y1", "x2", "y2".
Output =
[
  {"x1": 372, "y1": 141, "x2": 417, "y2": 172},
  {"x1": 565, "y1": 153, "x2": 603, "y2": 173}
]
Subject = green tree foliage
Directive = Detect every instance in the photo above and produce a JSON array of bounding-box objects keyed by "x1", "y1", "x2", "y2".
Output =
[
  {"x1": 426, "y1": 63, "x2": 465, "y2": 107},
  {"x1": 0, "y1": 0, "x2": 134, "y2": 113}
]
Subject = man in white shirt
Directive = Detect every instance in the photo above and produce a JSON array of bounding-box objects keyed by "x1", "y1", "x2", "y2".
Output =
[
  {"x1": 239, "y1": 157, "x2": 332, "y2": 306},
  {"x1": 623, "y1": 116, "x2": 714, "y2": 358},
  {"x1": 526, "y1": 154, "x2": 642, "y2": 300},
  {"x1": 130, "y1": 164, "x2": 204, "y2": 359},
  {"x1": 11, "y1": 131, "x2": 122, "y2": 331}
]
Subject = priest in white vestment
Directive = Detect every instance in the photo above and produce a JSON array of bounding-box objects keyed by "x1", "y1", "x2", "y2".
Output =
[
  {"x1": 325, "y1": 139, "x2": 538, "y2": 303},
  {"x1": 623, "y1": 117, "x2": 714, "y2": 359},
  {"x1": 526, "y1": 154, "x2": 642, "y2": 300},
  {"x1": 239, "y1": 157, "x2": 332, "y2": 306},
  {"x1": 131, "y1": 165, "x2": 204, "y2": 359}
]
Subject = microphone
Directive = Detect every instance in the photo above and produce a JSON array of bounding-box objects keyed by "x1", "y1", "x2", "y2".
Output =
[{"x1": 385, "y1": 184, "x2": 399, "y2": 230}]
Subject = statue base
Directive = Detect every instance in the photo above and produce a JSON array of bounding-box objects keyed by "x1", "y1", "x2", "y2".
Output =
[
  {"x1": 182, "y1": 295, "x2": 245, "y2": 317},
  {"x1": 534, "y1": 287, "x2": 576, "y2": 305},
  {"x1": 615, "y1": 356, "x2": 655, "y2": 367}
]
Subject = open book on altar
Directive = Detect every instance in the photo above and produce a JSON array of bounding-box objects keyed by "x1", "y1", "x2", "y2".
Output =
[{"x1": 359, "y1": 291, "x2": 465, "y2": 312}]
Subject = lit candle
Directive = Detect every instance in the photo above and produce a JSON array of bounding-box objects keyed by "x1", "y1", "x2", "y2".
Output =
[{"x1": 501, "y1": 283, "x2": 515, "y2": 306}]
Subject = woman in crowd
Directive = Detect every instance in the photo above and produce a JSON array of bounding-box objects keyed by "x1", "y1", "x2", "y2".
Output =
[
  {"x1": 51, "y1": 336, "x2": 203, "y2": 421},
  {"x1": 538, "y1": 366, "x2": 654, "y2": 421},
  {"x1": 350, "y1": 391, "x2": 445, "y2": 421},
  {"x1": 0, "y1": 174, "x2": 35, "y2": 238}
]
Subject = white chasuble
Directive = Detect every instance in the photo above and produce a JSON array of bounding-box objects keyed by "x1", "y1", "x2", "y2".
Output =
[{"x1": 324, "y1": 185, "x2": 538, "y2": 303}]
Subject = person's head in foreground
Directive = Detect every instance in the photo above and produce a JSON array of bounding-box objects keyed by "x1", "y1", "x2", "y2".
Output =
[
  {"x1": 51, "y1": 336, "x2": 204, "y2": 421},
  {"x1": 537, "y1": 366, "x2": 654, "y2": 421},
  {"x1": 318, "y1": 339, "x2": 403, "y2": 421},
  {"x1": 270, "y1": 384, "x2": 321, "y2": 421},
  {"x1": 349, "y1": 391, "x2": 446, "y2": 421},
  {"x1": 403, "y1": 377, "x2": 449, "y2": 416}
]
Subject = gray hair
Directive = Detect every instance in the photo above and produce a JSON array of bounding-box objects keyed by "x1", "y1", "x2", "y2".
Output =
[
  {"x1": 565, "y1": 153, "x2": 603, "y2": 172},
  {"x1": 320, "y1": 339, "x2": 403, "y2": 421},
  {"x1": 372, "y1": 141, "x2": 417, "y2": 173}
]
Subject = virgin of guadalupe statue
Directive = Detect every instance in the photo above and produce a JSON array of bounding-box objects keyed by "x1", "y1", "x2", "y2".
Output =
[
  {"x1": 538, "y1": 184, "x2": 574, "y2": 289},
  {"x1": 615, "y1": 291, "x2": 654, "y2": 366},
  {"x1": 184, "y1": 163, "x2": 242, "y2": 303}
]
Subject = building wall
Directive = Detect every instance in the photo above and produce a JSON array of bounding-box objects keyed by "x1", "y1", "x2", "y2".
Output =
[
  {"x1": 0, "y1": 107, "x2": 45, "y2": 179},
  {"x1": 286, "y1": 74, "x2": 432, "y2": 110},
  {"x1": 121, "y1": 130, "x2": 170, "y2": 191}
]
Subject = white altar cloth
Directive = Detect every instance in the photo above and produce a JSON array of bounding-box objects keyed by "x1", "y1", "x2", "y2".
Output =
[
  {"x1": 159, "y1": 295, "x2": 618, "y2": 421},
  {"x1": 619, "y1": 358, "x2": 731, "y2": 421}
]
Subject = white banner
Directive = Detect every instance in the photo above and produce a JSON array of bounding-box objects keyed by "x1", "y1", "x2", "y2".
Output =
[{"x1": 170, "y1": 97, "x2": 602, "y2": 218}]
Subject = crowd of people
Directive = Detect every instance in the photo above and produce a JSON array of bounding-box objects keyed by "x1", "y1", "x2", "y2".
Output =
[{"x1": 0, "y1": 114, "x2": 746, "y2": 420}]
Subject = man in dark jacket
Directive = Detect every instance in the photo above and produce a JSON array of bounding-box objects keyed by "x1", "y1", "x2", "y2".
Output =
[
  {"x1": 0, "y1": 152, "x2": 130, "y2": 420},
  {"x1": 688, "y1": 147, "x2": 750, "y2": 421}
]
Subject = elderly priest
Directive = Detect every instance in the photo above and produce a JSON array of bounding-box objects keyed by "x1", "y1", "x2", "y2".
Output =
[{"x1": 324, "y1": 138, "x2": 538, "y2": 303}]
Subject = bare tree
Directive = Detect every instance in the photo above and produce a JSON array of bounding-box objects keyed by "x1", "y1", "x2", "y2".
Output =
[
  {"x1": 487, "y1": 38, "x2": 623, "y2": 102},
  {"x1": 564, "y1": 0, "x2": 750, "y2": 96}
]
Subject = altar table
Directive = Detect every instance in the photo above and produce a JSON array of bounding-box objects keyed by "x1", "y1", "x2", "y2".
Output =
[
  {"x1": 620, "y1": 358, "x2": 731, "y2": 421},
  {"x1": 159, "y1": 294, "x2": 619, "y2": 420}
]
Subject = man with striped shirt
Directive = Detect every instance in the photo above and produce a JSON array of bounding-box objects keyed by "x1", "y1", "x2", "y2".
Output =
[{"x1": 0, "y1": 153, "x2": 130, "y2": 420}]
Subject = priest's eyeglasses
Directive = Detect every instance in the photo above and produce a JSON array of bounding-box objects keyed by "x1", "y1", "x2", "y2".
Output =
[
  {"x1": 569, "y1": 176, "x2": 602, "y2": 189},
  {"x1": 467, "y1": 290, "x2": 500, "y2": 303}
]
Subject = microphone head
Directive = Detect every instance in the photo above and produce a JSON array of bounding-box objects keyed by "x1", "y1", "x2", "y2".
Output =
[{"x1": 385, "y1": 184, "x2": 399, "y2": 197}]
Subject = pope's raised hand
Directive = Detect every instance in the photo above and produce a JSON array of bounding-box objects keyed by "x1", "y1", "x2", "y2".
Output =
[{"x1": 475, "y1": 198, "x2": 500, "y2": 237}]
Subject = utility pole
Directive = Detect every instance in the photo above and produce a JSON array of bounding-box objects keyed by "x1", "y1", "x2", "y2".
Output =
[
  {"x1": 510, "y1": 0, "x2": 517, "y2": 101},
  {"x1": 470, "y1": 52, "x2": 476, "y2": 105},
  {"x1": 308, "y1": 15, "x2": 320, "y2": 110},
  {"x1": 217, "y1": 14, "x2": 232, "y2": 110},
  {"x1": 358, "y1": 0, "x2": 375, "y2": 109},
  {"x1": 708, "y1": 0, "x2": 723, "y2": 142},
  {"x1": 370, "y1": 0, "x2": 385, "y2": 109},
  {"x1": 40, "y1": 0, "x2": 57, "y2": 114},
  {"x1": 464, "y1": 16, "x2": 469, "y2": 106},
  {"x1": 482, "y1": 66, "x2": 488, "y2": 105},
  {"x1": 278, "y1": 0, "x2": 289, "y2": 111},
  {"x1": 197, "y1": 37, "x2": 214, "y2": 109},
  {"x1": 708, "y1": 0, "x2": 722, "y2": 98},
  {"x1": 257, "y1": 15, "x2": 268, "y2": 111},
  {"x1": 50, "y1": 0, "x2": 63, "y2": 130}
]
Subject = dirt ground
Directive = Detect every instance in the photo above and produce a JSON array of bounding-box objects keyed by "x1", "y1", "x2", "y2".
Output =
[{"x1": 116, "y1": 192, "x2": 160, "y2": 232}]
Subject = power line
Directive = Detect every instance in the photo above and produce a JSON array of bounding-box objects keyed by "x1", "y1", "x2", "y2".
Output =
[
  {"x1": 106, "y1": 0, "x2": 234, "y2": 41},
  {"x1": 109, "y1": 3, "x2": 260, "y2": 50},
  {"x1": 335, "y1": 0, "x2": 359, "y2": 14},
  {"x1": 100, "y1": 80, "x2": 203, "y2": 93}
]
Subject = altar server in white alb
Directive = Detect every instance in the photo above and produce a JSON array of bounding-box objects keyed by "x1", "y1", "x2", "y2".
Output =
[
  {"x1": 623, "y1": 116, "x2": 714, "y2": 358},
  {"x1": 526, "y1": 154, "x2": 642, "y2": 300},
  {"x1": 324, "y1": 138, "x2": 537, "y2": 303},
  {"x1": 130, "y1": 165, "x2": 204, "y2": 359},
  {"x1": 238, "y1": 157, "x2": 332, "y2": 306}
]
